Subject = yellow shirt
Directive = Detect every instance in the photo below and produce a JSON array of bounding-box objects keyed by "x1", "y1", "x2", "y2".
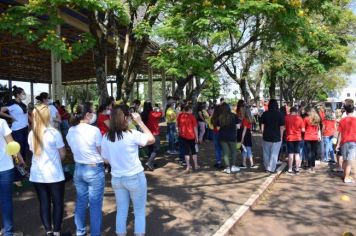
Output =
[{"x1": 166, "y1": 108, "x2": 177, "y2": 123}]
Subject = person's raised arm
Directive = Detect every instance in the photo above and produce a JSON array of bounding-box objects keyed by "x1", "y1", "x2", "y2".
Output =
[{"x1": 132, "y1": 113, "x2": 155, "y2": 145}]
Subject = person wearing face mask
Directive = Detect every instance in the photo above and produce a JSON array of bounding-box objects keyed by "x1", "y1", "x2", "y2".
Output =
[
  {"x1": 1, "y1": 86, "x2": 29, "y2": 164},
  {"x1": 35, "y1": 92, "x2": 61, "y2": 130},
  {"x1": 66, "y1": 102, "x2": 105, "y2": 236},
  {"x1": 97, "y1": 102, "x2": 111, "y2": 136}
]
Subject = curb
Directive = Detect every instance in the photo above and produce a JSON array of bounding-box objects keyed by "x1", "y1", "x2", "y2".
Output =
[{"x1": 212, "y1": 162, "x2": 287, "y2": 236}]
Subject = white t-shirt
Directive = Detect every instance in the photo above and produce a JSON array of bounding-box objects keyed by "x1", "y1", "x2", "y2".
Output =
[
  {"x1": 66, "y1": 123, "x2": 103, "y2": 164},
  {"x1": 7, "y1": 104, "x2": 28, "y2": 131},
  {"x1": 0, "y1": 119, "x2": 15, "y2": 172},
  {"x1": 28, "y1": 127, "x2": 65, "y2": 183},
  {"x1": 101, "y1": 130, "x2": 148, "y2": 177}
]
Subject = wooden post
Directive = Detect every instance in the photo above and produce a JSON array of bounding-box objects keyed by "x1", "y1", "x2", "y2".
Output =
[
  {"x1": 148, "y1": 68, "x2": 153, "y2": 102},
  {"x1": 162, "y1": 72, "x2": 167, "y2": 108},
  {"x1": 8, "y1": 80, "x2": 12, "y2": 97},
  {"x1": 30, "y1": 82, "x2": 34, "y2": 104},
  {"x1": 51, "y1": 23, "x2": 63, "y2": 102}
]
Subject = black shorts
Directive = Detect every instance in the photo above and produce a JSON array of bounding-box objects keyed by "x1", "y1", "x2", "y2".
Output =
[
  {"x1": 181, "y1": 138, "x2": 197, "y2": 156},
  {"x1": 287, "y1": 141, "x2": 301, "y2": 154}
]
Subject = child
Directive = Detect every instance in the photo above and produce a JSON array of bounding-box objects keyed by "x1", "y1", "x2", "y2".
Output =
[
  {"x1": 336, "y1": 99, "x2": 356, "y2": 183},
  {"x1": 240, "y1": 107, "x2": 258, "y2": 169},
  {"x1": 322, "y1": 109, "x2": 336, "y2": 163}
]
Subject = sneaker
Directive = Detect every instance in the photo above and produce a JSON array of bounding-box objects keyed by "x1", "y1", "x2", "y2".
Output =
[
  {"x1": 214, "y1": 163, "x2": 222, "y2": 169},
  {"x1": 145, "y1": 162, "x2": 154, "y2": 171},
  {"x1": 167, "y1": 150, "x2": 173, "y2": 155},
  {"x1": 295, "y1": 170, "x2": 300, "y2": 175},
  {"x1": 239, "y1": 165, "x2": 248, "y2": 169},
  {"x1": 276, "y1": 161, "x2": 283, "y2": 165},
  {"x1": 172, "y1": 150, "x2": 180, "y2": 155},
  {"x1": 344, "y1": 178, "x2": 355, "y2": 184},
  {"x1": 287, "y1": 170, "x2": 294, "y2": 175},
  {"x1": 250, "y1": 165, "x2": 258, "y2": 169},
  {"x1": 231, "y1": 165, "x2": 240, "y2": 172},
  {"x1": 223, "y1": 168, "x2": 231, "y2": 174},
  {"x1": 309, "y1": 168, "x2": 315, "y2": 174}
]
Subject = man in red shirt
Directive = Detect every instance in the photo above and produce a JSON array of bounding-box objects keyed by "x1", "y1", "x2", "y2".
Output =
[
  {"x1": 177, "y1": 105, "x2": 199, "y2": 172},
  {"x1": 285, "y1": 107, "x2": 305, "y2": 174},
  {"x1": 336, "y1": 99, "x2": 356, "y2": 183}
]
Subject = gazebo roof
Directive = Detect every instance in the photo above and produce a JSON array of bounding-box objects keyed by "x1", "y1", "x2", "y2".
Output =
[{"x1": 0, "y1": 1, "x2": 159, "y2": 84}]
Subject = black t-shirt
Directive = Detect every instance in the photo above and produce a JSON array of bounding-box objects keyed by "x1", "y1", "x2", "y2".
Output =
[
  {"x1": 218, "y1": 114, "x2": 239, "y2": 142},
  {"x1": 261, "y1": 110, "x2": 285, "y2": 142}
]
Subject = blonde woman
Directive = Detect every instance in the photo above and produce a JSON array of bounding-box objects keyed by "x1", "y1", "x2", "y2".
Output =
[
  {"x1": 303, "y1": 107, "x2": 321, "y2": 173},
  {"x1": 28, "y1": 104, "x2": 66, "y2": 236}
]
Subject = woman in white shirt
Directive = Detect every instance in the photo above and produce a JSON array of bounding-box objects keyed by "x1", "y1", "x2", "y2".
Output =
[
  {"x1": 35, "y1": 92, "x2": 61, "y2": 129},
  {"x1": 101, "y1": 104, "x2": 155, "y2": 236},
  {"x1": 1, "y1": 86, "x2": 29, "y2": 163},
  {"x1": 0, "y1": 118, "x2": 25, "y2": 236},
  {"x1": 66, "y1": 102, "x2": 104, "y2": 236},
  {"x1": 28, "y1": 104, "x2": 66, "y2": 236}
]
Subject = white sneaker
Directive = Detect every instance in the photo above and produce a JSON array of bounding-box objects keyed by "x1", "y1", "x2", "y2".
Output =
[
  {"x1": 231, "y1": 165, "x2": 240, "y2": 172},
  {"x1": 223, "y1": 168, "x2": 231, "y2": 174}
]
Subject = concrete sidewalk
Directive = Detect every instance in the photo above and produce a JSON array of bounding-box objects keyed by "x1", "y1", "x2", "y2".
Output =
[{"x1": 233, "y1": 163, "x2": 356, "y2": 236}]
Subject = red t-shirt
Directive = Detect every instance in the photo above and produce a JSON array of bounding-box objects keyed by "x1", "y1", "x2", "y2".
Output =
[
  {"x1": 147, "y1": 111, "x2": 162, "y2": 135},
  {"x1": 319, "y1": 111, "x2": 325, "y2": 121},
  {"x1": 285, "y1": 114, "x2": 304, "y2": 141},
  {"x1": 242, "y1": 118, "x2": 252, "y2": 129},
  {"x1": 303, "y1": 117, "x2": 319, "y2": 141},
  {"x1": 322, "y1": 119, "x2": 336, "y2": 137},
  {"x1": 97, "y1": 113, "x2": 110, "y2": 135},
  {"x1": 338, "y1": 116, "x2": 356, "y2": 145},
  {"x1": 177, "y1": 112, "x2": 197, "y2": 140}
]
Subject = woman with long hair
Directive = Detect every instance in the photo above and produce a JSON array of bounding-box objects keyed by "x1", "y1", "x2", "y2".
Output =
[
  {"x1": 1, "y1": 86, "x2": 29, "y2": 163},
  {"x1": 240, "y1": 107, "x2": 258, "y2": 169},
  {"x1": 197, "y1": 102, "x2": 208, "y2": 143},
  {"x1": 66, "y1": 102, "x2": 105, "y2": 236},
  {"x1": 141, "y1": 101, "x2": 163, "y2": 170},
  {"x1": 303, "y1": 107, "x2": 321, "y2": 173},
  {"x1": 28, "y1": 104, "x2": 66, "y2": 236},
  {"x1": 211, "y1": 104, "x2": 222, "y2": 169},
  {"x1": 260, "y1": 99, "x2": 285, "y2": 173},
  {"x1": 101, "y1": 104, "x2": 155, "y2": 236},
  {"x1": 218, "y1": 103, "x2": 240, "y2": 174},
  {"x1": 35, "y1": 92, "x2": 61, "y2": 129}
]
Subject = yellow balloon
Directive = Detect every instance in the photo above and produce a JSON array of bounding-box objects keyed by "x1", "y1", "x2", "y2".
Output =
[
  {"x1": 342, "y1": 232, "x2": 354, "y2": 236},
  {"x1": 341, "y1": 195, "x2": 350, "y2": 202},
  {"x1": 5, "y1": 141, "x2": 21, "y2": 156}
]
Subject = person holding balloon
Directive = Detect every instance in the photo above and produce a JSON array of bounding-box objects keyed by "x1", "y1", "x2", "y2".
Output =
[
  {"x1": 0, "y1": 117, "x2": 25, "y2": 236},
  {"x1": 1, "y1": 86, "x2": 29, "y2": 164},
  {"x1": 28, "y1": 104, "x2": 66, "y2": 236}
]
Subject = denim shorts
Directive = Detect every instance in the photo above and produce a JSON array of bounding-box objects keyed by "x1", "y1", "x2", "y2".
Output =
[
  {"x1": 242, "y1": 146, "x2": 253, "y2": 158},
  {"x1": 341, "y1": 142, "x2": 356, "y2": 161},
  {"x1": 287, "y1": 141, "x2": 301, "y2": 154}
]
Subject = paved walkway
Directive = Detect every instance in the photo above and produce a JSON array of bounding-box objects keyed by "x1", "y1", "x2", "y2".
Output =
[
  {"x1": 8, "y1": 134, "x2": 276, "y2": 236},
  {"x1": 233, "y1": 162, "x2": 356, "y2": 236}
]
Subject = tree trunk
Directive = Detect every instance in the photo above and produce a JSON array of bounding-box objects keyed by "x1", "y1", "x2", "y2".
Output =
[
  {"x1": 92, "y1": 47, "x2": 108, "y2": 105},
  {"x1": 239, "y1": 78, "x2": 250, "y2": 103},
  {"x1": 173, "y1": 74, "x2": 194, "y2": 99},
  {"x1": 269, "y1": 69, "x2": 277, "y2": 99}
]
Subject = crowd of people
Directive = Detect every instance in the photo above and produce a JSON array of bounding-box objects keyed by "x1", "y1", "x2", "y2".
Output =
[{"x1": 0, "y1": 85, "x2": 355, "y2": 236}]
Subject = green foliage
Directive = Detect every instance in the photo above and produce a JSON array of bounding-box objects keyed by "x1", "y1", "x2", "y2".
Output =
[
  {"x1": 200, "y1": 75, "x2": 220, "y2": 101},
  {"x1": 0, "y1": 0, "x2": 129, "y2": 63}
]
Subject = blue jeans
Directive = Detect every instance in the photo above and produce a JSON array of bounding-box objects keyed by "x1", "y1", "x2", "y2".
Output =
[
  {"x1": 74, "y1": 163, "x2": 105, "y2": 236},
  {"x1": 111, "y1": 172, "x2": 147, "y2": 235},
  {"x1": 323, "y1": 136, "x2": 335, "y2": 161},
  {"x1": 213, "y1": 133, "x2": 222, "y2": 164},
  {"x1": 0, "y1": 168, "x2": 14, "y2": 236},
  {"x1": 262, "y1": 140, "x2": 282, "y2": 172},
  {"x1": 167, "y1": 123, "x2": 177, "y2": 152}
]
